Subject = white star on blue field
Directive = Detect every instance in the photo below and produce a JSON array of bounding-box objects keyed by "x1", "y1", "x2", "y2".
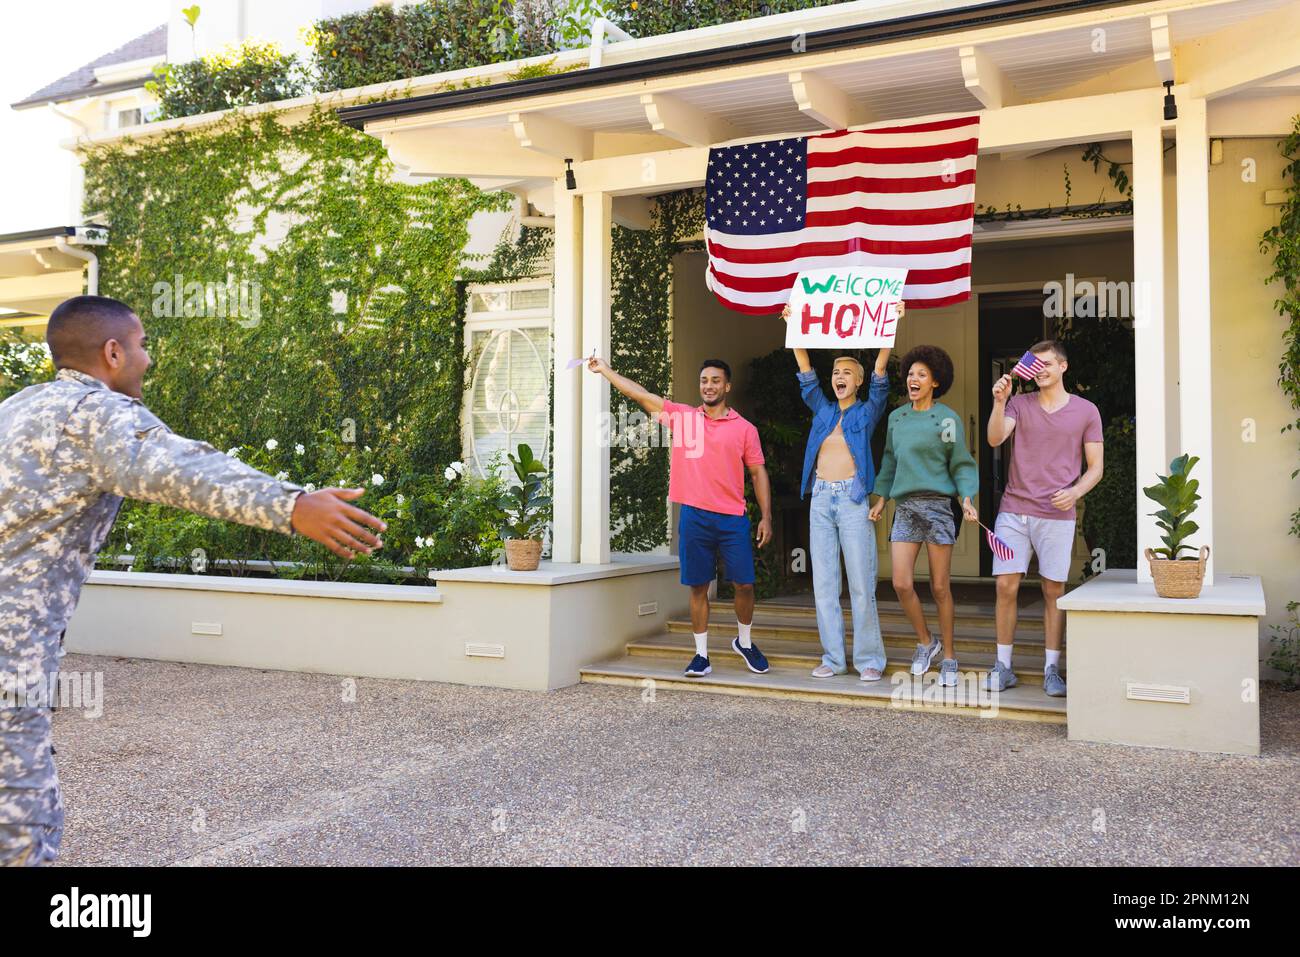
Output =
[{"x1": 706, "y1": 137, "x2": 807, "y2": 234}]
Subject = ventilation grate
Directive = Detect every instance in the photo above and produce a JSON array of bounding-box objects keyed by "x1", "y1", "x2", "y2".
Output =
[{"x1": 1126, "y1": 682, "x2": 1191, "y2": 704}]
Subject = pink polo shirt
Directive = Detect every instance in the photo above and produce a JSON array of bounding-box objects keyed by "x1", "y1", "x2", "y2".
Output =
[{"x1": 657, "y1": 400, "x2": 765, "y2": 516}]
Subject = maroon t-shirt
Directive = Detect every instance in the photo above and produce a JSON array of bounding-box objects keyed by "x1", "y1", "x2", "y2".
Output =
[{"x1": 999, "y1": 392, "x2": 1103, "y2": 521}]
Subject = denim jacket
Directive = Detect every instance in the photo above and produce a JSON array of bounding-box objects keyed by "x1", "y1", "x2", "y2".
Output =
[{"x1": 796, "y1": 368, "x2": 890, "y2": 503}]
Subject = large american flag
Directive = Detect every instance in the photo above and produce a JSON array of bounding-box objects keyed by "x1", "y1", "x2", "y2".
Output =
[{"x1": 704, "y1": 115, "x2": 980, "y2": 315}]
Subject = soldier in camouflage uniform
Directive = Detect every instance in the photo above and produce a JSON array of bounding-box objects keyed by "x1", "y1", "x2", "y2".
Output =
[{"x1": 0, "y1": 295, "x2": 387, "y2": 866}]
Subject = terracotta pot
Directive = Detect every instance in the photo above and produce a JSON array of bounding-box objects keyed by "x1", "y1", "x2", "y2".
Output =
[
  {"x1": 504, "y1": 538, "x2": 542, "y2": 571},
  {"x1": 1145, "y1": 545, "x2": 1209, "y2": 599}
]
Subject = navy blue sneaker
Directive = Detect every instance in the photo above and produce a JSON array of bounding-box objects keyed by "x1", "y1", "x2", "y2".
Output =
[
  {"x1": 732, "y1": 636, "x2": 770, "y2": 674},
  {"x1": 684, "y1": 654, "x2": 711, "y2": 677}
]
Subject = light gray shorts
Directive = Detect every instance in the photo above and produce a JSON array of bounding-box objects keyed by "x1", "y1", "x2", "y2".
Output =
[
  {"x1": 992, "y1": 512, "x2": 1076, "y2": 582},
  {"x1": 890, "y1": 493, "x2": 957, "y2": 545}
]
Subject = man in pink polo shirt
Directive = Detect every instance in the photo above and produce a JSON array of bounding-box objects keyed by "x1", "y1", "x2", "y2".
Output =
[{"x1": 587, "y1": 356, "x2": 773, "y2": 679}]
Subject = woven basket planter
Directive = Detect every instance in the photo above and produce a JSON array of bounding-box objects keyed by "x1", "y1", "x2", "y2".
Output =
[
  {"x1": 1145, "y1": 545, "x2": 1209, "y2": 599},
  {"x1": 504, "y1": 538, "x2": 542, "y2": 572}
]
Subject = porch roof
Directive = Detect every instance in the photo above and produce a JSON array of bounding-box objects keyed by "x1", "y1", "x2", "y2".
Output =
[
  {"x1": 0, "y1": 225, "x2": 107, "y2": 331},
  {"x1": 337, "y1": 0, "x2": 1299, "y2": 202}
]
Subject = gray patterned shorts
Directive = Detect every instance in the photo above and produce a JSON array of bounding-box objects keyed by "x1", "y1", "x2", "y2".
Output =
[{"x1": 890, "y1": 493, "x2": 957, "y2": 545}]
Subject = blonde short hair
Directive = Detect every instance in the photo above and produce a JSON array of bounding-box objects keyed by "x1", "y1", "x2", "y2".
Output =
[{"x1": 832, "y1": 356, "x2": 865, "y2": 380}]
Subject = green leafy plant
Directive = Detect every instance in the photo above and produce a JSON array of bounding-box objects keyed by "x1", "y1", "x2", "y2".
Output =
[
  {"x1": 1268, "y1": 601, "x2": 1300, "y2": 691},
  {"x1": 307, "y1": 0, "x2": 557, "y2": 93},
  {"x1": 1142, "y1": 454, "x2": 1201, "y2": 559},
  {"x1": 1079, "y1": 416, "x2": 1136, "y2": 576},
  {"x1": 1080, "y1": 142, "x2": 1132, "y2": 199},
  {"x1": 0, "y1": 332, "x2": 52, "y2": 402},
  {"x1": 555, "y1": 0, "x2": 607, "y2": 49},
  {"x1": 1260, "y1": 112, "x2": 1300, "y2": 538},
  {"x1": 498, "y1": 443, "x2": 550, "y2": 541},
  {"x1": 146, "y1": 41, "x2": 308, "y2": 120}
]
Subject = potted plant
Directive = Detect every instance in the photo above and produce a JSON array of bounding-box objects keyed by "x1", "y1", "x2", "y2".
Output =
[
  {"x1": 1141, "y1": 453, "x2": 1210, "y2": 598},
  {"x1": 498, "y1": 443, "x2": 550, "y2": 571}
]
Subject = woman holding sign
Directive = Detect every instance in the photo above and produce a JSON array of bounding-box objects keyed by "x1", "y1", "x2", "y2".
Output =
[
  {"x1": 783, "y1": 300, "x2": 900, "y2": 682},
  {"x1": 870, "y1": 345, "x2": 979, "y2": 688}
]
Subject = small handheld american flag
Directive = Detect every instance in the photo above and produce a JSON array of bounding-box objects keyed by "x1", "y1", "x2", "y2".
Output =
[
  {"x1": 979, "y1": 522, "x2": 1015, "y2": 562},
  {"x1": 1010, "y1": 350, "x2": 1046, "y2": 381}
]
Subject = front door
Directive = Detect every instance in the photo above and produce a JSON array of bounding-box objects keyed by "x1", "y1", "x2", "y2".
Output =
[{"x1": 878, "y1": 296, "x2": 981, "y2": 580}]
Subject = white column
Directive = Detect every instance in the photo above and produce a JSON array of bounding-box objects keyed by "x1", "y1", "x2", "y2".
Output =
[
  {"x1": 580, "y1": 192, "x2": 612, "y2": 565},
  {"x1": 1131, "y1": 123, "x2": 1168, "y2": 582},
  {"x1": 551, "y1": 179, "x2": 583, "y2": 562},
  {"x1": 1175, "y1": 97, "x2": 1215, "y2": 581}
]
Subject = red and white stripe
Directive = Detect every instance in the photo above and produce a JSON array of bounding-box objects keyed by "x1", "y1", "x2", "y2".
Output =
[{"x1": 706, "y1": 115, "x2": 980, "y2": 315}]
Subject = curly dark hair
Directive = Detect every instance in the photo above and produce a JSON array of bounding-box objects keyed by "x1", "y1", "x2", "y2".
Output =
[{"x1": 900, "y1": 344, "x2": 955, "y2": 399}]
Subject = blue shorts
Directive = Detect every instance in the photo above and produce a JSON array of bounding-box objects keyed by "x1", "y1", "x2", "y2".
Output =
[{"x1": 678, "y1": 504, "x2": 755, "y2": 586}]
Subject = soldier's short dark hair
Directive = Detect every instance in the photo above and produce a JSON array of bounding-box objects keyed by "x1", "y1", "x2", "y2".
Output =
[
  {"x1": 46, "y1": 295, "x2": 139, "y2": 368},
  {"x1": 699, "y1": 358, "x2": 731, "y2": 381}
]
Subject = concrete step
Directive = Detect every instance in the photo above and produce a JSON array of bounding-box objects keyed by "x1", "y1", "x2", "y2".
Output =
[
  {"x1": 579, "y1": 654, "x2": 1066, "y2": 723},
  {"x1": 669, "y1": 614, "x2": 1051, "y2": 651},
  {"x1": 716, "y1": 597, "x2": 1048, "y2": 625},
  {"x1": 628, "y1": 633, "x2": 1061, "y2": 686}
]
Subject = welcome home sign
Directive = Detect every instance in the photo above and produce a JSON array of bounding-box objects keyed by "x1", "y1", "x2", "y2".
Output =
[{"x1": 784, "y1": 266, "x2": 908, "y2": 349}]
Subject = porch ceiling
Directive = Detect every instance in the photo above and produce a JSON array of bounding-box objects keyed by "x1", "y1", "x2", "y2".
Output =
[
  {"x1": 0, "y1": 226, "x2": 105, "y2": 328},
  {"x1": 354, "y1": 0, "x2": 1296, "y2": 188}
]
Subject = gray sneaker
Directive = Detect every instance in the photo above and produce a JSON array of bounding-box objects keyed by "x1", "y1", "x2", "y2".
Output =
[
  {"x1": 939, "y1": 658, "x2": 959, "y2": 688},
  {"x1": 1043, "y1": 664, "x2": 1067, "y2": 697},
  {"x1": 983, "y1": 661, "x2": 1018, "y2": 692},
  {"x1": 910, "y1": 636, "x2": 942, "y2": 675}
]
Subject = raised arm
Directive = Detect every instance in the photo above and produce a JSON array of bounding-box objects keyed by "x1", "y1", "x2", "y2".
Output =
[
  {"x1": 781, "y1": 304, "x2": 813, "y2": 374},
  {"x1": 875, "y1": 300, "x2": 901, "y2": 378},
  {"x1": 987, "y1": 374, "x2": 1017, "y2": 447},
  {"x1": 587, "y1": 356, "x2": 664, "y2": 417}
]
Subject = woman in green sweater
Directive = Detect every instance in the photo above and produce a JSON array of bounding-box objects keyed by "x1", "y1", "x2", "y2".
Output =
[{"x1": 869, "y1": 345, "x2": 979, "y2": 687}]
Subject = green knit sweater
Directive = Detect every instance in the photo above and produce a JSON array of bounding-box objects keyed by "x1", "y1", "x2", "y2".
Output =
[{"x1": 873, "y1": 401, "x2": 979, "y2": 501}]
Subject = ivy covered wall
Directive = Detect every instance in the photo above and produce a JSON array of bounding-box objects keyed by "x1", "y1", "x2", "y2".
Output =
[
  {"x1": 83, "y1": 105, "x2": 506, "y2": 480},
  {"x1": 79, "y1": 106, "x2": 525, "y2": 579}
]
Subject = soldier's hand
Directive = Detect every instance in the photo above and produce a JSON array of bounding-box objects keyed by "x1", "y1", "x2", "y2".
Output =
[{"x1": 292, "y1": 488, "x2": 386, "y2": 560}]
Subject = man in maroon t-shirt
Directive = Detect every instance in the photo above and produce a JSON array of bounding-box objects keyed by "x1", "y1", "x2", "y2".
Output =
[{"x1": 986, "y1": 340, "x2": 1104, "y2": 697}]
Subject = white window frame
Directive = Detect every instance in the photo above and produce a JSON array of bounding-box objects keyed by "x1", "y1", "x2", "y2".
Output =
[{"x1": 462, "y1": 280, "x2": 553, "y2": 479}]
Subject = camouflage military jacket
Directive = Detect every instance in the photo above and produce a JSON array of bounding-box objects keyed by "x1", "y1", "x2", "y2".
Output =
[{"x1": 0, "y1": 368, "x2": 302, "y2": 688}]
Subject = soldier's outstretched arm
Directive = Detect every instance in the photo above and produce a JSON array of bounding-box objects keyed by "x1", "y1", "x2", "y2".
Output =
[{"x1": 79, "y1": 397, "x2": 385, "y2": 559}]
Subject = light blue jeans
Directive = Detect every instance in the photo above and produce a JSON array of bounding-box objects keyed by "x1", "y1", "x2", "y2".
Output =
[{"x1": 810, "y1": 478, "x2": 886, "y2": 674}]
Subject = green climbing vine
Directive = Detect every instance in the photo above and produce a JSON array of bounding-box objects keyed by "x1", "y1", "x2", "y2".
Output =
[
  {"x1": 80, "y1": 103, "x2": 517, "y2": 580},
  {"x1": 1260, "y1": 112, "x2": 1300, "y2": 539},
  {"x1": 608, "y1": 189, "x2": 705, "y2": 552}
]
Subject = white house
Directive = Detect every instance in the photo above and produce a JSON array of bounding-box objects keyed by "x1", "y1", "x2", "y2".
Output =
[{"x1": 12, "y1": 0, "x2": 1300, "y2": 755}]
